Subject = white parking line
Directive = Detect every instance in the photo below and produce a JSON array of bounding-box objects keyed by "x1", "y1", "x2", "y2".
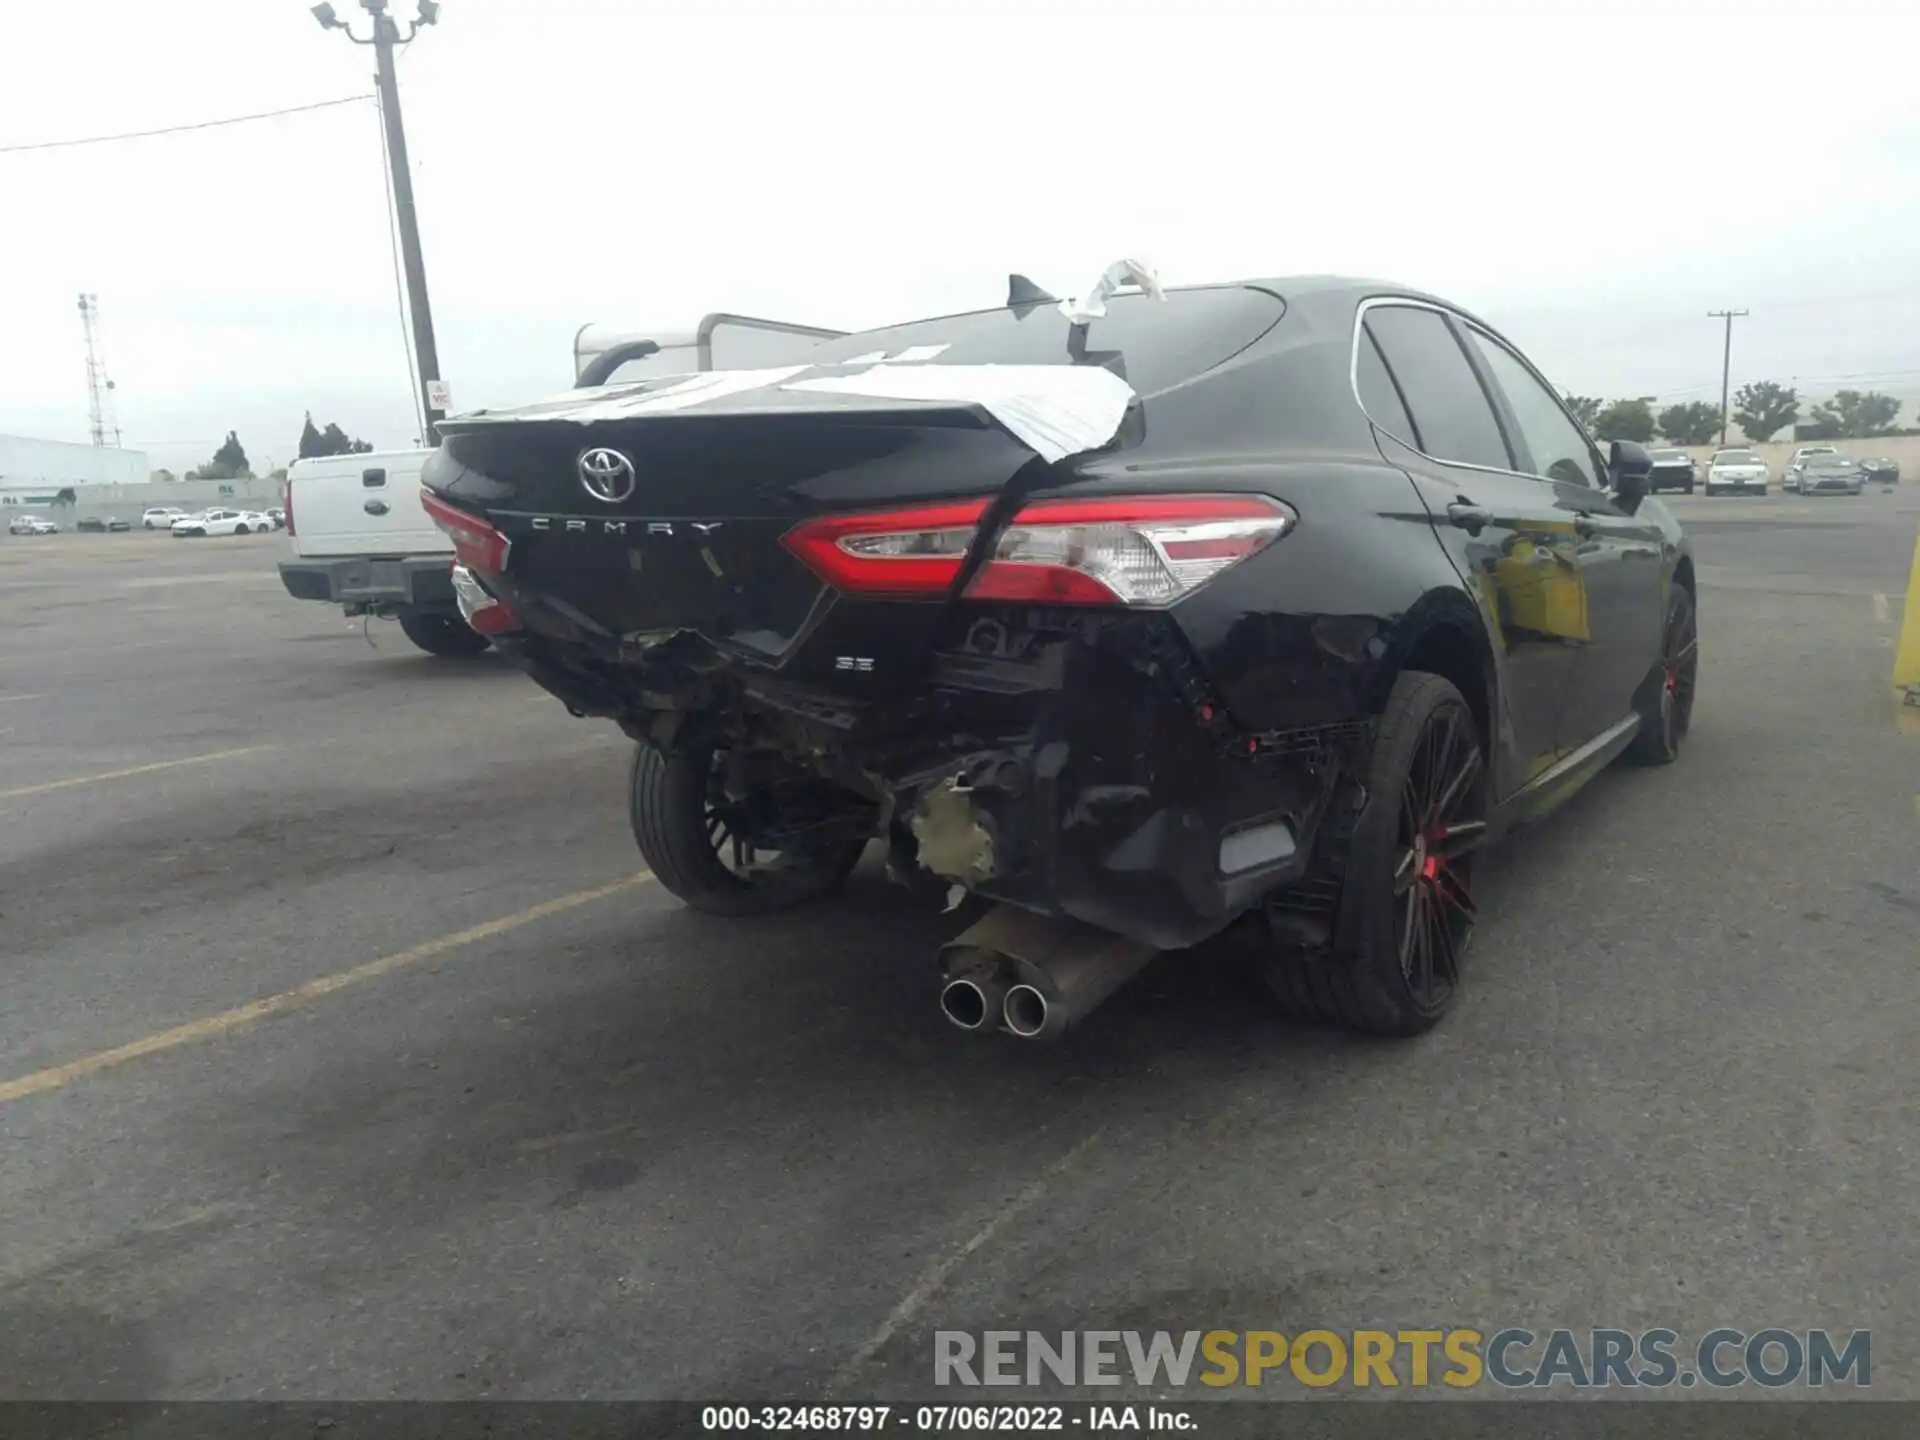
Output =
[
  {"x1": 0, "y1": 693, "x2": 49, "y2": 705},
  {"x1": 1874, "y1": 592, "x2": 1893, "y2": 624},
  {"x1": 829, "y1": 1131, "x2": 1102, "y2": 1396}
]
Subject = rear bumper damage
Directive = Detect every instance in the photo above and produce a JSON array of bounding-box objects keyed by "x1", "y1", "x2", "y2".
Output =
[{"x1": 492, "y1": 607, "x2": 1370, "y2": 952}]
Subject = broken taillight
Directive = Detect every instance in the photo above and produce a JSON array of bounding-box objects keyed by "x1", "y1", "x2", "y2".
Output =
[
  {"x1": 450, "y1": 565, "x2": 520, "y2": 635},
  {"x1": 966, "y1": 495, "x2": 1295, "y2": 606},
  {"x1": 421, "y1": 488, "x2": 511, "y2": 574},
  {"x1": 780, "y1": 499, "x2": 991, "y2": 595}
]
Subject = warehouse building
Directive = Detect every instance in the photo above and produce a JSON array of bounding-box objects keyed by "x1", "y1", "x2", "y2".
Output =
[{"x1": 0, "y1": 433, "x2": 152, "y2": 504}]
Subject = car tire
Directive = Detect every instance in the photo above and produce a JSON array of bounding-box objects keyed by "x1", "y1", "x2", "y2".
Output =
[
  {"x1": 1682, "y1": 480, "x2": 1695, "y2": 495},
  {"x1": 396, "y1": 610, "x2": 491, "y2": 657},
  {"x1": 628, "y1": 741, "x2": 867, "y2": 917},
  {"x1": 1626, "y1": 584, "x2": 1697, "y2": 767},
  {"x1": 233, "y1": 524, "x2": 249, "y2": 535},
  {"x1": 1263, "y1": 671, "x2": 1486, "y2": 1037}
]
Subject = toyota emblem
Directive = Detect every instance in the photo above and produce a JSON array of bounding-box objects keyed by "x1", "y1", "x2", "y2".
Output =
[{"x1": 577, "y1": 447, "x2": 637, "y2": 504}]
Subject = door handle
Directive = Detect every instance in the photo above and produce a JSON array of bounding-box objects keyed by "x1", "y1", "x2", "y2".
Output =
[
  {"x1": 363, "y1": 499, "x2": 390, "y2": 516},
  {"x1": 1446, "y1": 499, "x2": 1494, "y2": 535}
]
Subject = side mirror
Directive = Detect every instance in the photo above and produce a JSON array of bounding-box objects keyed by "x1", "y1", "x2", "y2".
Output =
[{"x1": 1608, "y1": 439, "x2": 1653, "y2": 512}]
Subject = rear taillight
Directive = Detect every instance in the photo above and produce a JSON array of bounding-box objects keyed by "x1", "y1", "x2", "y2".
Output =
[
  {"x1": 780, "y1": 499, "x2": 991, "y2": 595},
  {"x1": 966, "y1": 495, "x2": 1294, "y2": 606},
  {"x1": 451, "y1": 565, "x2": 520, "y2": 635},
  {"x1": 421, "y1": 488, "x2": 510, "y2": 573}
]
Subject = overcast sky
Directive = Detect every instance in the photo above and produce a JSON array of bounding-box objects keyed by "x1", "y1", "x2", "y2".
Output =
[{"x1": 3, "y1": 0, "x2": 1918, "y2": 471}]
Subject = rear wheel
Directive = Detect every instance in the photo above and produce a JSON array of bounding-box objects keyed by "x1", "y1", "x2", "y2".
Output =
[
  {"x1": 233, "y1": 524, "x2": 249, "y2": 534},
  {"x1": 1626, "y1": 584, "x2": 1697, "y2": 766},
  {"x1": 629, "y1": 742, "x2": 868, "y2": 916},
  {"x1": 1264, "y1": 672, "x2": 1486, "y2": 1037},
  {"x1": 396, "y1": 609, "x2": 491, "y2": 657}
]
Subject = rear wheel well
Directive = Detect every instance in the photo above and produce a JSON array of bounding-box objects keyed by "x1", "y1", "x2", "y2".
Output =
[
  {"x1": 1396, "y1": 621, "x2": 1490, "y2": 747},
  {"x1": 1674, "y1": 555, "x2": 1695, "y2": 602}
]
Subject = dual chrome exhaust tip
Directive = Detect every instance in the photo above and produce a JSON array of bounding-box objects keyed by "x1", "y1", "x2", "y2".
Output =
[
  {"x1": 938, "y1": 905, "x2": 1159, "y2": 1041},
  {"x1": 938, "y1": 967, "x2": 1056, "y2": 1040}
]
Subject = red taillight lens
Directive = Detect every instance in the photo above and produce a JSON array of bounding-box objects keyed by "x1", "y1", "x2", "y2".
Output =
[
  {"x1": 780, "y1": 499, "x2": 990, "y2": 595},
  {"x1": 284, "y1": 486, "x2": 296, "y2": 537},
  {"x1": 421, "y1": 488, "x2": 510, "y2": 573},
  {"x1": 965, "y1": 495, "x2": 1294, "y2": 607},
  {"x1": 450, "y1": 564, "x2": 520, "y2": 635}
]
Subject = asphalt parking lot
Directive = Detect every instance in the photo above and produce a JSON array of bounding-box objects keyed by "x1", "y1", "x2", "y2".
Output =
[{"x1": 3, "y1": 488, "x2": 1918, "y2": 1403}]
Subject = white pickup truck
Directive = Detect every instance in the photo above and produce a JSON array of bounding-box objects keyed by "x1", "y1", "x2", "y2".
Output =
[{"x1": 277, "y1": 313, "x2": 844, "y2": 657}]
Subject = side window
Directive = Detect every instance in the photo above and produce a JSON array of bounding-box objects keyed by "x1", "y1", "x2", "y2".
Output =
[
  {"x1": 1362, "y1": 305, "x2": 1512, "y2": 471},
  {"x1": 1355, "y1": 327, "x2": 1419, "y2": 447},
  {"x1": 1463, "y1": 329, "x2": 1601, "y2": 488}
]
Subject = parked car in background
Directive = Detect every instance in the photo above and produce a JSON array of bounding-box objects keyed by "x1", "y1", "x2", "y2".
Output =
[
  {"x1": 1799, "y1": 455, "x2": 1865, "y2": 496},
  {"x1": 276, "y1": 449, "x2": 488, "y2": 657},
  {"x1": 76, "y1": 515, "x2": 132, "y2": 533},
  {"x1": 142, "y1": 506, "x2": 189, "y2": 530},
  {"x1": 1783, "y1": 445, "x2": 1838, "y2": 493},
  {"x1": 8, "y1": 514, "x2": 59, "y2": 536},
  {"x1": 1705, "y1": 449, "x2": 1769, "y2": 495},
  {"x1": 170, "y1": 507, "x2": 271, "y2": 537},
  {"x1": 1645, "y1": 448, "x2": 1698, "y2": 494},
  {"x1": 1859, "y1": 456, "x2": 1900, "y2": 486}
]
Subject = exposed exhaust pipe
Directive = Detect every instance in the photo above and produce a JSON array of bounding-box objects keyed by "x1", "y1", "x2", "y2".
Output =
[
  {"x1": 939, "y1": 963, "x2": 1008, "y2": 1033},
  {"x1": 939, "y1": 904, "x2": 1161, "y2": 1040}
]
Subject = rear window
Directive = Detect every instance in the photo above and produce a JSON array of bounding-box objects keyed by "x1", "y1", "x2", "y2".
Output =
[
  {"x1": 1715, "y1": 452, "x2": 1758, "y2": 463},
  {"x1": 805, "y1": 286, "x2": 1287, "y2": 397},
  {"x1": 1650, "y1": 450, "x2": 1688, "y2": 461}
]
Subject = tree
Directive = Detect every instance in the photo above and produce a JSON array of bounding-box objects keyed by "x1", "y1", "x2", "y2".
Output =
[
  {"x1": 196, "y1": 431, "x2": 252, "y2": 481},
  {"x1": 151, "y1": 467, "x2": 177, "y2": 484},
  {"x1": 297, "y1": 411, "x2": 375, "y2": 459},
  {"x1": 1592, "y1": 398, "x2": 1655, "y2": 444},
  {"x1": 267, "y1": 467, "x2": 289, "y2": 484},
  {"x1": 54, "y1": 487, "x2": 77, "y2": 508},
  {"x1": 1808, "y1": 389, "x2": 1902, "y2": 439},
  {"x1": 1656, "y1": 401, "x2": 1722, "y2": 446},
  {"x1": 1731, "y1": 381, "x2": 1799, "y2": 443},
  {"x1": 1563, "y1": 394, "x2": 1603, "y2": 431}
]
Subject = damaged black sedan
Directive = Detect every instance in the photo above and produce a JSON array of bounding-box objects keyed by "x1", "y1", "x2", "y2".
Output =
[{"x1": 420, "y1": 270, "x2": 1697, "y2": 1039}]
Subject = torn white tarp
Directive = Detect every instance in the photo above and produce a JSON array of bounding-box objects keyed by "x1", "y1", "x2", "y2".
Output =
[
  {"x1": 450, "y1": 354, "x2": 1141, "y2": 466},
  {"x1": 1057, "y1": 258, "x2": 1167, "y2": 325},
  {"x1": 784, "y1": 364, "x2": 1138, "y2": 464}
]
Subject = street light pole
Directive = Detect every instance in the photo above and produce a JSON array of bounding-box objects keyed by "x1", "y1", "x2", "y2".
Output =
[
  {"x1": 1708, "y1": 309, "x2": 1748, "y2": 447},
  {"x1": 312, "y1": 1, "x2": 446, "y2": 441}
]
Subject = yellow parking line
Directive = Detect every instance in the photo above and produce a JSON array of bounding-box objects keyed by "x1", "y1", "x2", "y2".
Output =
[
  {"x1": 0, "y1": 745, "x2": 275, "y2": 801},
  {"x1": 1895, "y1": 524, "x2": 1920, "y2": 711},
  {"x1": 0, "y1": 872, "x2": 654, "y2": 1105}
]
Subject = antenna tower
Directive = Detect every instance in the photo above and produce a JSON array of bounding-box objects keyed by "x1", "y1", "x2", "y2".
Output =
[{"x1": 78, "y1": 293, "x2": 122, "y2": 447}]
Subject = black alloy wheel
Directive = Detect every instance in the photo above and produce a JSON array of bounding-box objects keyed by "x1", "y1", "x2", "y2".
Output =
[
  {"x1": 1264, "y1": 671, "x2": 1487, "y2": 1036},
  {"x1": 1627, "y1": 584, "x2": 1696, "y2": 765},
  {"x1": 629, "y1": 742, "x2": 867, "y2": 917},
  {"x1": 1388, "y1": 697, "x2": 1485, "y2": 1019}
]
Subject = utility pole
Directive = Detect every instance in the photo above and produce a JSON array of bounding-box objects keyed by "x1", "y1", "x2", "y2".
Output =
[
  {"x1": 1708, "y1": 309, "x2": 1748, "y2": 447},
  {"x1": 312, "y1": 2, "x2": 446, "y2": 440}
]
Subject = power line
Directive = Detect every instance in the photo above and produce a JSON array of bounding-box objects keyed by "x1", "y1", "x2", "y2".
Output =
[{"x1": 0, "y1": 96, "x2": 371, "y2": 154}]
